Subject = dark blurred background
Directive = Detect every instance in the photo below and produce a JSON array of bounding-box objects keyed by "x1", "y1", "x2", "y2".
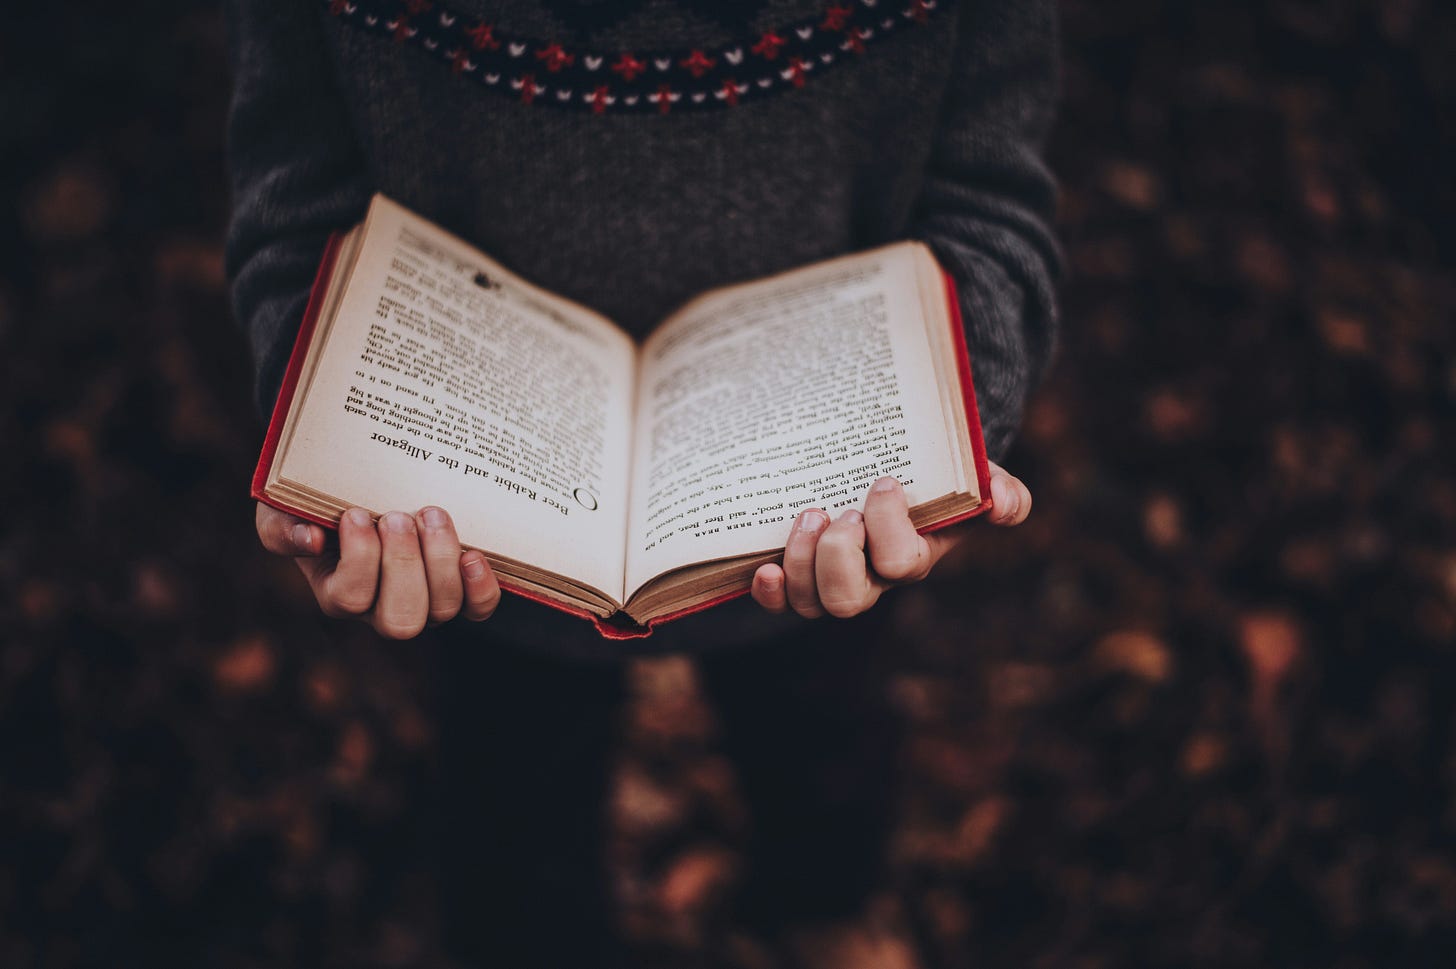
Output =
[{"x1": 3, "y1": 1, "x2": 1455, "y2": 966}]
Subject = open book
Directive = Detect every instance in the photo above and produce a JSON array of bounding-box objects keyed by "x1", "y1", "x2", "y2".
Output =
[{"x1": 254, "y1": 194, "x2": 992, "y2": 638}]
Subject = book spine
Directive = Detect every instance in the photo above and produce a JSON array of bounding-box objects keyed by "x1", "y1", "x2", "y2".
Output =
[{"x1": 592, "y1": 587, "x2": 755, "y2": 640}]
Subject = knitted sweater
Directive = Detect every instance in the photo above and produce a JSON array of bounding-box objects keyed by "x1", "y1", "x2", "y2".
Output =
[{"x1": 223, "y1": 0, "x2": 1062, "y2": 654}]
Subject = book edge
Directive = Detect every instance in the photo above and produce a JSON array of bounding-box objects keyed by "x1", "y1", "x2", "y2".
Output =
[
  {"x1": 928, "y1": 264, "x2": 995, "y2": 530},
  {"x1": 592, "y1": 587, "x2": 752, "y2": 640},
  {"x1": 251, "y1": 231, "x2": 347, "y2": 508}
]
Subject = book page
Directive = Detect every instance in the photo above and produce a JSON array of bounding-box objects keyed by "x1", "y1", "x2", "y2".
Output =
[
  {"x1": 623, "y1": 244, "x2": 961, "y2": 597},
  {"x1": 276, "y1": 196, "x2": 635, "y2": 601}
]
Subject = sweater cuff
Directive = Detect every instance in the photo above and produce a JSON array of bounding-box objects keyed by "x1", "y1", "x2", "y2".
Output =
[
  {"x1": 249, "y1": 288, "x2": 312, "y2": 421},
  {"x1": 229, "y1": 229, "x2": 337, "y2": 422}
]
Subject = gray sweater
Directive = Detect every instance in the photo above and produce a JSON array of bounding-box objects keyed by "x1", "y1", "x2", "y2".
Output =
[{"x1": 223, "y1": 0, "x2": 1061, "y2": 654}]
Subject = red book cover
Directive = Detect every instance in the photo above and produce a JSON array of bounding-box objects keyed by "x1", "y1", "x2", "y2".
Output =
[{"x1": 253, "y1": 248, "x2": 993, "y2": 640}]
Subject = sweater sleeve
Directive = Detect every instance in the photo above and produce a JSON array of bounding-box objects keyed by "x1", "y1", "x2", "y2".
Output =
[
  {"x1": 222, "y1": 0, "x2": 372, "y2": 419},
  {"x1": 908, "y1": 0, "x2": 1063, "y2": 462}
]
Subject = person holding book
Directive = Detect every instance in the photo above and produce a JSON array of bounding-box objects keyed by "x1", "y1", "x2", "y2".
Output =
[{"x1": 226, "y1": 0, "x2": 1059, "y2": 964}]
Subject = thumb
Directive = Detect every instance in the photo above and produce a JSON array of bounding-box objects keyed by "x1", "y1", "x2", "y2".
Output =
[
  {"x1": 255, "y1": 501, "x2": 326, "y2": 557},
  {"x1": 987, "y1": 462, "x2": 1032, "y2": 527}
]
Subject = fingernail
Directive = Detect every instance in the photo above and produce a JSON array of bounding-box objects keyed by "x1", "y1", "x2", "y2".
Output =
[
  {"x1": 382, "y1": 511, "x2": 413, "y2": 533},
  {"x1": 799, "y1": 509, "x2": 828, "y2": 532},
  {"x1": 462, "y1": 554, "x2": 486, "y2": 580},
  {"x1": 345, "y1": 508, "x2": 372, "y2": 527},
  {"x1": 871, "y1": 476, "x2": 898, "y2": 493},
  {"x1": 421, "y1": 506, "x2": 447, "y2": 528},
  {"x1": 291, "y1": 522, "x2": 313, "y2": 551},
  {"x1": 840, "y1": 509, "x2": 864, "y2": 524},
  {"x1": 761, "y1": 573, "x2": 782, "y2": 592}
]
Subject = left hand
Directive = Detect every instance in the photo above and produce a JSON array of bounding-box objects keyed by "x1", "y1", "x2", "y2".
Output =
[{"x1": 750, "y1": 461, "x2": 1032, "y2": 618}]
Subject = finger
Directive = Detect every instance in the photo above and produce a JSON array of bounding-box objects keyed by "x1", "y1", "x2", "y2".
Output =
[
  {"x1": 924, "y1": 527, "x2": 967, "y2": 564},
  {"x1": 459, "y1": 550, "x2": 502, "y2": 622},
  {"x1": 373, "y1": 511, "x2": 430, "y2": 639},
  {"x1": 815, "y1": 509, "x2": 878, "y2": 618},
  {"x1": 988, "y1": 463, "x2": 1032, "y2": 526},
  {"x1": 782, "y1": 509, "x2": 829, "y2": 618},
  {"x1": 863, "y1": 477, "x2": 934, "y2": 583},
  {"x1": 256, "y1": 502, "x2": 324, "y2": 557},
  {"x1": 306, "y1": 507, "x2": 380, "y2": 617},
  {"x1": 416, "y1": 506, "x2": 465, "y2": 624},
  {"x1": 751, "y1": 563, "x2": 788, "y2": 614}
]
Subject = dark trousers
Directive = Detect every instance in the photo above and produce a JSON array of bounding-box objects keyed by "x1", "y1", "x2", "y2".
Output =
[{"x1": 436, "y1": 613, "x2": 903, "y2": 967}]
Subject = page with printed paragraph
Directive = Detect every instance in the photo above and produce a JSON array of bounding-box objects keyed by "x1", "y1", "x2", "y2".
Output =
[
  {"x1": 622, "y1": 243, "x2": 962, "y2": 599},
  {"x1": 275, "y1": 196, "x2": 636, "y2": 603}
]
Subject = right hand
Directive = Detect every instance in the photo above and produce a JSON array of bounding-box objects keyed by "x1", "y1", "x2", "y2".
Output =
[{"x1": 255, "y1": 502, "x2": 501, "y2": 639}]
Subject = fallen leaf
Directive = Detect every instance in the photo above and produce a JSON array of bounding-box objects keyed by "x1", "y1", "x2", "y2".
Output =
[
  {"x1": 213, "y1": 635, "x2": 276, "y2": 692},
  {"x1": 1092, "y1": 630, "x2": 1173, "y2": 684}
]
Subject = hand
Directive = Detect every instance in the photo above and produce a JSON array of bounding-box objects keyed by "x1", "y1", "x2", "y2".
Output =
[
  {"x1": 750, "y1": 461, "x2": 1032, "y2": 619},
  {"x1": 255, "y1": 502, "x2": 501, "y2": 638}
]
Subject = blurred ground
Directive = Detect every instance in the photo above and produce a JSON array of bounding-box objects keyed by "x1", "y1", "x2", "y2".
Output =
[{"x1": 3, "y1": 1, "x2": 1456, "y2": 967}]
